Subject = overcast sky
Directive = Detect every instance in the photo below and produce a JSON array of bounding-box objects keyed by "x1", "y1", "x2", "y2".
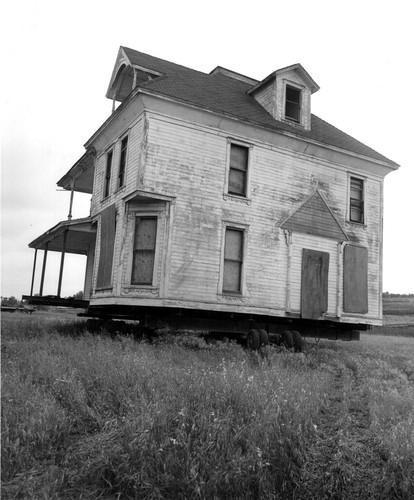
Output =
[{"x1": 2, "y1": 0, "x2": 413, "y2": 298}]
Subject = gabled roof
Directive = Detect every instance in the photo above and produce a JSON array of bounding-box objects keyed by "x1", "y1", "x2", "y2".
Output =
[
  {"x1": 107, "y1": 47, "x2": 398, "y2": 169},
  {"x1": 248, "y1": 63, "x2": 320, "y2": 95}
]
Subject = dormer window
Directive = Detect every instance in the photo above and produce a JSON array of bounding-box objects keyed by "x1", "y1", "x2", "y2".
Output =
[{"x1": 285, "y1": 85, "x2": 301, "y2": 123}]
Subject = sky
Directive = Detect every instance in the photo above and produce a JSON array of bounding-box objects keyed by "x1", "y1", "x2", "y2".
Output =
[{"x1": 1, "y1": 0, "x2": 413, "y2": 298}]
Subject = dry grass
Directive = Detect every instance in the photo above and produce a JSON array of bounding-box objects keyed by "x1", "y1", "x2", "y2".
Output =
[{"x1": 2, "y1": 314, "x2": 414, "y2": 499}]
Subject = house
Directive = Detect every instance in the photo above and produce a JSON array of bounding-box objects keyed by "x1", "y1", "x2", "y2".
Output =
[{"x1": 25, "y1": 47, "x2": 399, "y2": 344}]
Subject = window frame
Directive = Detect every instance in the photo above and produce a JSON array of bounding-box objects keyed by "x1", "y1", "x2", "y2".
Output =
[
  {"x1": 130, "y1": 215, "x2": 159, "y2": 286},
  {"x1": 284, "y1": 83, "x2": 302, "y2": 124},
  {"x1": 348, "y1": 174, "x2": 366, "y2": 225},
  {"x1": 117, "y1": 135, "x2": 129, "y2": 189},
  {"x1": 103, "y1": 149, "x2": 113, "y2": 199},
  {"x1": 225, "y1": 140, "x2": 252, "y2": 200},
  {"x1": 219, "y1": 222, "x2": 248, "y2": 296}
]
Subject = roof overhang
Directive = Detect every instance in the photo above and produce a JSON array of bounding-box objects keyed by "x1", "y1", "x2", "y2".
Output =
[
  {"x1": 57, "y1": 148, "x2": 96, "y2": 193},
  {"x1": 29, "y1": 217, "x2": 96, "y2": 254}
]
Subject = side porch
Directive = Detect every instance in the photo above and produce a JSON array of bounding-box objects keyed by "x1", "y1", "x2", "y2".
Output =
[{"x1": 23, "y1": 217, "x2": 96, "y2": 308}]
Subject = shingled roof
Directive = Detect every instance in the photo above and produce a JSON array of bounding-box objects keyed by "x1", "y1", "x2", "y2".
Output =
[{"x1": 118, "y1": 47, "x2": 398, "y2": 168}]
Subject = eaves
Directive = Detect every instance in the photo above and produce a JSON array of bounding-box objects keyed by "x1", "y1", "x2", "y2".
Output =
[{"x1": 84, "y1": 86, "x2": 399, "y2": 173}]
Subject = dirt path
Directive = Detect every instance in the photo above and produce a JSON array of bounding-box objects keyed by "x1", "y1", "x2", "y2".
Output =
[{"x1": 294, "y1": 364, "x2": 386, "y2": 499}]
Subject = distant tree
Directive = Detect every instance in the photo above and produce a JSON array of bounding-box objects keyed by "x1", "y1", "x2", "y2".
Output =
[
  {"x1": 1, "y1": 296, "x2": 21, "y2": 307},
  {"x1": 66, "y1": 291, "x2": 84, "y2": 300}
]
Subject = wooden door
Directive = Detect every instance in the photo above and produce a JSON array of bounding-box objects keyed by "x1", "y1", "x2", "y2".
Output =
[{"x1": 301, "y1": 249, "x2": 330, "y2": 319}]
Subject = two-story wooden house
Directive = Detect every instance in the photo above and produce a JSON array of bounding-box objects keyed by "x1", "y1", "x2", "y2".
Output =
[{"x1": 25, "y1": 47, "x2": 399, "y2": 347}]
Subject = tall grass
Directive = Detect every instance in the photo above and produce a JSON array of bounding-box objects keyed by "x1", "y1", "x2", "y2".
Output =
[{"x1": 2, "y1": 316, "x2": 414, "y2": 498}]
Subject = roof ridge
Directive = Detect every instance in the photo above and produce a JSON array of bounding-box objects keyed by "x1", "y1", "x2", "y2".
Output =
[{"x1": 121, "y1": 46, "x2": 210, "y2": 77}]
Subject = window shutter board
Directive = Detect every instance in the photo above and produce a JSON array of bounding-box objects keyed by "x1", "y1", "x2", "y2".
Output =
[
  {"x1": 343, "y1": 245, "x2": 368, "y2": 313},
  {"x1": 96, "y1": 204, "x2": 116, "y2": 288},
  {"x1": 301, "y1": 249, "x2": 330, "y2": 319}
]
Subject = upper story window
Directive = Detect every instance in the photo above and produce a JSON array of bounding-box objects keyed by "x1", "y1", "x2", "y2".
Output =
[
  {"x1": 223, "y1": 227, "x2": 244, "y2": 294},
  {"x1": 285, "y1": 85, "x2": 301, "y2": 123},
  {"x1": 349, "y1": 176, "x2": 365, "y2": 224},
  {"x1": 228, "y1": 143, "x2": 249, "y2": 197},
  {"x1": 103, "y1": 150, "x2": 113, "y2": 198},
  {"x1": 118, "y1": 136, "x2": 128, "y2": 188}
]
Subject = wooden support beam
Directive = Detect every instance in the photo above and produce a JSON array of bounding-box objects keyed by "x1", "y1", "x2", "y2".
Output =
[
  {"x1": 30, "y1": 249, "x2": 38, "y2": 296},
  {"x1": 57, "y1": 229, "x2": 68, "y2": 298},
  {"x1": 39, "y1": 244, "x2": 48, "y2": 296},
  {"x1": 68, "y1": 180, "x2": 75, "y2": 220}
]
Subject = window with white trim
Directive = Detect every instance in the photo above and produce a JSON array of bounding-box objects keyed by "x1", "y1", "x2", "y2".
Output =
[
  {"x1": 118, "y1": 136, "x2": 128, "y2": 188},
  {"x1": 285, "y1": 85, "x2": 301, "y2": 123},
  {"x1": 228, "y1": 143, "x2": 249, "y2": 197},
  {"x1": 131, "y1": 216, "x2": 158, "y2": 285},
  {"x1": 103, "y1": 150, "x2": 113, "y2": 198},
  {"x1": 349, "y1": 176, "x2": 364, "y2": 224},
  {"x1": 223, "y1": 227, "x2": 244, "y2": 293}
]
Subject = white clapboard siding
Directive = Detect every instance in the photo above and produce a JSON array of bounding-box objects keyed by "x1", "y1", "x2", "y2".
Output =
[
  {"x1": 127, "y1": 113, "x2": 384, "y2": 319},
  {"x1": 89, "y1": 107, "x2": 384, "y2": 324}
]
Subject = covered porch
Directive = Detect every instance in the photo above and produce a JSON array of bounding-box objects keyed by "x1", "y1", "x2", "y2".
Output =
[{"x1": 23, "y1": 217, "x2": 96, "y2": 308}]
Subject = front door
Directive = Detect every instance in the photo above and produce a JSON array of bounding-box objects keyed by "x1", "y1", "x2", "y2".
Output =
[{"x1": 301, "y1": 249, "x2": 330, "y2": 319}]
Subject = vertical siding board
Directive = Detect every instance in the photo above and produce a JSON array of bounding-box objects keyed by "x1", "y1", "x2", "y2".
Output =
[{"x1": 96, "y1": 204, "x2": 116, "y2": 288}]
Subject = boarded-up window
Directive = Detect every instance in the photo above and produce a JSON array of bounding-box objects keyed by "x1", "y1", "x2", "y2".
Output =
[
  {"x1": 285, "y1": 85, "x2": 301, "y2": 122},
  {"x1": 96, "y1": 205, "x2": 116, "y2": 289},
  {"x1": 349, "y1": 177, "x2": 364, "y2": 224},
  {"x1": 118, "y1": 136, "x2": 128, "y2": 188},
  {"x1": 228, "y1": 144, "x2": 248, "y2": 196},
  {"x1": 131, "y1": 217, "x2": 157, "y2": 285},
  {"x1": 343, "y1": 245, "x2": 368, "y2": 313},
  {"x1": 223, "y1": 228, "x2": 244, "y2": 293},
  {"x1": 301, "y1": 249, "x2": 330, "y2": 319},
  {"x1": 103, "y1": 151, "x2": 113, "y2": 198}
]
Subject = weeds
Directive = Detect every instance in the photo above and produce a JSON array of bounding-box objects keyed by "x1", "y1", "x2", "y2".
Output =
[{"x1": 2, "y1": 315, "x2": 414, "y2": 499}]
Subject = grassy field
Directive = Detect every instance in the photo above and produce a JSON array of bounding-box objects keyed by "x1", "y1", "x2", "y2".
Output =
[{"x1": 2, "y1": 313, "x2": 414, "y2": 499}]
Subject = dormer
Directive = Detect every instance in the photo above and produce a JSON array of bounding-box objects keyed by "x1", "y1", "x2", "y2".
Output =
[
  {"x1": 247, "y1": 64, "x2": 319, "y2": 131},
  {"x1": 106, "y1": 47, "x2": 164, "y2": 110}
]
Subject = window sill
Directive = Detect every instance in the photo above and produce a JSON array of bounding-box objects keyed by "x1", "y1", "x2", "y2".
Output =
[
  {"x1": 126, "y1": 285, "x2": 158, "y2": 289},
  {"x1": 114, "y1": 185, "x2": 126, "y2": 195},
  {"x1": 223, "y1": 194, "x2": 251, "y2": 205},
  {"x1": 95, "y1": 287, "x2": 113, "y2": 292},
  {"x1": 122, "y1": 286, "x2": 159, "y2": 296},
  {"x1": 218, "y1": 292, "x2": 246, "y2": 302},
  {"x1": 282, "y1": 117, "x2": 304, "y2": 128},
  {"x1": 346, "y1": 220, "x2": 367, "y2": 229}
]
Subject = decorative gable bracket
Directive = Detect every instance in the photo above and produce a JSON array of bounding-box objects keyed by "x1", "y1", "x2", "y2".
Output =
[{"x1": 280, "y1": 190, "x2": 348, "y2": 241}]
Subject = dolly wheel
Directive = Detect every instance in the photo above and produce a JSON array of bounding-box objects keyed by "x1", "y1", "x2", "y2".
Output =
[
  {"x1": 259, "y1": 329, "x2": 269, "y2": 347},
  {"x1": 247, "y1": 329, "x2": 261, "y2": 350},
  {"x1": 282, "y1": 330, "x2": 294, "y2": 349},
  {"x1": 291, "y1": 330, "x2": 303, "y2": 352}
]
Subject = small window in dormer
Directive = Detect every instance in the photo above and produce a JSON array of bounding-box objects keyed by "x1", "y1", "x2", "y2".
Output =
[{"x1": 285, "y1": 85, "x2": 301, "y2": 122}]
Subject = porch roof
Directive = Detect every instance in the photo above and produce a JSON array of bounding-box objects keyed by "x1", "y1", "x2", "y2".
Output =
[
  {"x1": 29, "y1": 217, "x2": 96, "y2": 254},
  {"x1": 57, "y1": 149, "x2": 95, "y2": 193}
]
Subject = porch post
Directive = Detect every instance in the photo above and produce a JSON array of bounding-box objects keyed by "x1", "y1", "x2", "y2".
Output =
[
  {"x1": 39, "y1": 243, "x2": 48, "y2": 296},
  {"x1": 68, "y1": 180, "x2": 75, "y2": 220},
  {"x1": 57, "y1": 229, "x2": 68, "y2": 297},
  {"x1": 30, "y1": 249, "x2": 38, "y2": 296}
]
